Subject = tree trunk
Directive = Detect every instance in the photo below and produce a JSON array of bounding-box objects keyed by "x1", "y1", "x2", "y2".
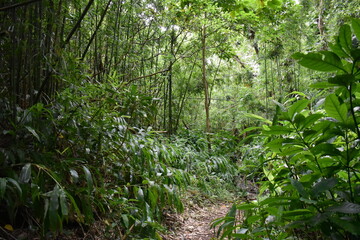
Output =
[{"x1": 201, "y1": 22, "x2": 211, "y2": 150}]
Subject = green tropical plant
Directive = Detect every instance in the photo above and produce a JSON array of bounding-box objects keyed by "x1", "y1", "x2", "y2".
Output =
[{"x1": 214, "y1": 18, "x2": 360, "y2": 240}]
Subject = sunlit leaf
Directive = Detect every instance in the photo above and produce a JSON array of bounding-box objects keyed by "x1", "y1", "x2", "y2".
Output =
[
  {"x1": 82, "y1": 166, "x2": 93, "y2": 191},
  {"x1": 339, "y1": 24, "x2": 352, "y2": 55},
  {"x1": 19, "y1": 163, "x2": 31, "y2": 184},
  {"x1": 288, "y1": 99, "x2": 309, "y2": 121},
  {"x1": 325, "y1": 94, "x2": 348, "y2": 123},
  {"x1": 352, "y1": 18, "x2": 360, "y2": 42},
  {"x1": 25, "y1": 126, "x2": 40, "y2": 141},
  {"x1": 292, "y1": 52, "x2": 344, "y2": 72}
]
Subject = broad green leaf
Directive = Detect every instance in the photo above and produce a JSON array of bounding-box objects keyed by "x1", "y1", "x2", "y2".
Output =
[
  {"x1": 266, "y1": 138, "x2": 287, "y2": 152},
  {"x1": 59, "y1": 189, "x2": 69, "y2": 216},
  {"x1": 351, "y1": 18, "x2": 360, "y2": 43},
  {"x1": 328, "y1": 202, "x2": 360, "y2": 214},
  {"x1": 227, "y1": 204, "x2": 237, "y2": 218},
  {"x1": 243, "y1": 113, "x2": 272, "y2": 124},
  {"x1": 339, "y1": 24, "x2": 352, "y2": 55},
  {"x1": 247, "y1": 215, "x2": 261, "y2": 224},
  {"x1": 19, "y1": 163, "x2": 31, "y2": 184},
  {"x1": 236, "y1": 203, "x2": 257, "y2": 211},
  {"x1": 82, "y1": 166, "x2": 93, "y2": 191},
  {"x1": 310, "y1": 81, "x2": 337, "y2": 89},
  {"x1": 350, "y1": 49, "x2": 360, "y2": 60},
  {"x1": 239, "y1": 126, "x2": 262, "y2": 135},
  {"x1": 262, "y1": 125, "x2": 292, "y2": 135},
  {"x1": 331, "y1": 217, "x2": 360, "y2": 235},
  {"x1": 278, "y1": 145, "x2": 304, "y2": 156},
  {"x1": 328, "y1": 74, "x2": 355, "y2": 87},
  {"x1": 300, "y1": 114, "x2": 323, "y2": 130},
  {"x1": 137, "y1": 187, "x2": 144, "y2": 201},
  {"x1": 7, "y1": 178, "x2": 22, "y2": 197},
  {"x1": 25, "y1": 126, "x2": 40, "y2": 141},
  {"x1": 0, "y1": 178, "x2": 6, "y2": 199},
  {"x1": 310, "y1": 143, "x2": 342, "y2": 156},
  {"x1": 312, "y1": 178, "x2": 337, "y2": 197},
  {"x1": 291, "y1": 178, "x2": 309, "y2": 198},
  {"x1": 283, "y1": 209, "x2": 312, "y2": 218},
  {"x1": 122, "y1": 214, "x2": 129, "y2": 228},
  {"x1": 148, "y1": 188, "x2": 158, "y2": 208},
  {"x1": 329, "y1": 41, "x2": 348, "y2": 58},
  {"x1": 292, "y1": 52, "x2": 344, "y2": 72},
  {"x1": 288, "y1": 99, "x2": 309, "y2": 121},
  {"x1": 50, "y1": 186, "x2": 59, "y2": 212},
  {"x1": 69, "y1": 169, "x2": 79, "y2": 183},
  {"x1": 325, "y1": 94, "x2": 348, "y2": 123},
  {"x1": 259, "y1": 196, "x2": 294, "y2": 206},
  {"x1": 65, "y1": 190, "x2": 84, "y2": 222}
]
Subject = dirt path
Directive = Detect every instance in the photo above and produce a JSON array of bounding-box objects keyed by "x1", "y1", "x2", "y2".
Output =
[{"x1": 163, "y1": 202, "x2": 231, "y2": 240}]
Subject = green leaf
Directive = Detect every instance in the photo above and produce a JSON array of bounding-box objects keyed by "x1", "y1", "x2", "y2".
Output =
[
  {"x1": 310, "y1": 143, "x2": 342, "y2": 156},
  {"x1": 283, "y1": 209, "x2": 312, "y2": 218},
  {"x1": 59, "y1": 189, "x2": 69, "y2": 216},
  {"x1": 332, "y1": 217, "x2": 360, "y2": 235},
  {"x1": 325, "y1": 94, "x2": 348, "y2": 123},
  {"x1": 70, "y1": 169, "x2": 79, "y2": 183},
  {"x1": 350, "y1": 49, "x2": 360, "y2": 61},
  {"x1": 19, "y1": 163, "x2": 31, "y2": 184},
  {"x1": 263, "y1": 125, "x2": 293, "y2": 135},
  {"x1": 329, "y1": 40, "x2": 349, "y2": 58},
  {"x1": 137, "y1": 187, "x2": 144, "y2": 201},
  {"x1": 339, "y1": 24, "x2": 352, "y2": 55},
  {"x1": 310, "y1": 82, "x2": 337, "y2": 89},
  {"x1": 122, "y1": 214, "x2": 129, "y2": 228},
  {"x1": 288, "y1": 99, "x2": 309, "y2": 121},
  {"x1": 227, "y1": 204, "x2": 237, "y2": 218},
  {"x1": 312, "y1": 178, "x2": 337, "y2": 197},
  {"x1": 291, "y1": 178, "x2": 309, "y2": 198},
  {"x1": 328, "y1": 74, "x2": 355, "y2": 87},
  {"x1": 82, "y1": 166, "x2": 93, "y2": 191},
  {"x1": 236, "y1": 203, "x2": 257, "y2": 211},
  {"x1": 292, "y1": 52, "x2": 344, "y2": 72},
  {"x1": 25, "y1": 126, "x2": 40, "y2": 141},
  {"x1": 50, "y1": 186, "x2": 60, "y2": 212},
  {"x1": 0, "y1": 178, "x2": 6, "y2": 199},
  {"x1": 7, "y1": 178, "x2": 22, "y2": 197},
  {"x1": 351, "y1": 18, "x2": 360, "y2": 43},
  {"x1": 300, "y1": 114, "x2": 323, "y2": 130},
  {"x1": 148, "y1": 187, "x2": 158, "y2": 208},
  {"x1": 328, "y1": 202, "x2": 360, "y2": 214},
  {"x1": 243, "y1": 113, "x2": 272, "y2": 124}
]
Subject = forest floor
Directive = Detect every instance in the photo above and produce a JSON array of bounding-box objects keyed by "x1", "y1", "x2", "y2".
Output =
[
  {"x1": 162, "y1": 181, "x2": 258, "y2": 240},
  {"x1": 162, "y1": 201, "x2": 232, "y2": 240}
]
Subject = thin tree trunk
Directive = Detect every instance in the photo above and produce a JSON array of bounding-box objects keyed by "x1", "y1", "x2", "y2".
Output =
[
  {"x1": 81, "y1": 0, "x2": 111, "y2": 60},
  {"x1": 62, "y1": 0, "x2": 94, "y2": 48},
  {"x1": 201, "y1": 22, "x2": 211, "y2": 150}
]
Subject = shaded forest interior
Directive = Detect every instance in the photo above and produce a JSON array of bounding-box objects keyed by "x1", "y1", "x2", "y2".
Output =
[{"x1": 1, "y1": 0, "x2": 360, "y2": 239}]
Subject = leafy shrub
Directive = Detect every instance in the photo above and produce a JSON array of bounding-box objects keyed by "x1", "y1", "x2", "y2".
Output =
[{"x1": 215, "y1": 18, "x2": 360, "y2": 239}]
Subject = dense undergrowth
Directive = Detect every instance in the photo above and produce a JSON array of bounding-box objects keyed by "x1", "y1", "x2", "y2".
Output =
[
  {"x1": 0, "y1": 73, "x2": 239, "y2": 239},
  {"x1": 214, "y1": 18, "x2": 360, "y2": 240}
]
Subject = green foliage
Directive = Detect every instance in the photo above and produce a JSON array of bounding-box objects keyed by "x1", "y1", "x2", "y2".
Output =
[
  {"x1": 215, "y1": 19, "x2": 360, "y2": 239},
  {"x1": 0, "y1": 76, "x2": 239, "y2": 238}
]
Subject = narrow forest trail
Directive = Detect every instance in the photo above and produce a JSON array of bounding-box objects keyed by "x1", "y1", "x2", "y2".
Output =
[{"x1": 163, "y1": 202, "x2": 232, "y2": 240}]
